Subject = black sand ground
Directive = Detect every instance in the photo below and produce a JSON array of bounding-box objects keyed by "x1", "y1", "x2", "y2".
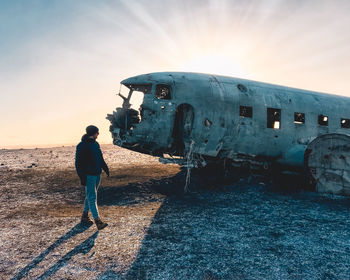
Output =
[{"x1": 1, "y1": 147, "x2": 350, "y2": 279}]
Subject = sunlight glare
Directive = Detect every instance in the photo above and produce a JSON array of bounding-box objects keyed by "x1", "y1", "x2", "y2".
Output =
[{"x1": 180, "y1": 54, "x2": 247, "y2": 78}]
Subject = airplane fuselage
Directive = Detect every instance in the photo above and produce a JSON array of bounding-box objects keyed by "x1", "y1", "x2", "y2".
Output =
[{"x1": 107, "y1": 72, "x2": 350, "y2": 172}]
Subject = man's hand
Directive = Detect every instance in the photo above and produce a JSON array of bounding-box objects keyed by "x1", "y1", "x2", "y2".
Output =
[{"x1": 102, "y1": 159, "x2": 110, "y2": 177}]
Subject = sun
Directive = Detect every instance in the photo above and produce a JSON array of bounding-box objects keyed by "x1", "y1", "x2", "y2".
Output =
[{"x1": 179, "y1": 54, "x2": 247, "y2": 78}]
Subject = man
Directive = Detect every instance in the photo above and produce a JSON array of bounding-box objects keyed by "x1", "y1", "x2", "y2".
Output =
[{"x1": 75, "y1": 125, "x2": 109, "y2": 230}]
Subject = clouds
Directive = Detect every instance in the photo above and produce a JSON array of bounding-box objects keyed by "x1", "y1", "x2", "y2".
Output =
[{"x1": 1, "y1": 0, "x2": 350, "y2": 147}]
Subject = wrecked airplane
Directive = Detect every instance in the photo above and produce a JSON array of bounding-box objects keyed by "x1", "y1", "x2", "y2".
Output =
[{"x1": 107, "y1": 72, "x2": 350, "y2": 195}]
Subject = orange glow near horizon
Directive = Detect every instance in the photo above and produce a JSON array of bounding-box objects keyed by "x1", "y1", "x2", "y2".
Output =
[{"x1": 1, "y1": 1, "x2": 350, "y2": 148}]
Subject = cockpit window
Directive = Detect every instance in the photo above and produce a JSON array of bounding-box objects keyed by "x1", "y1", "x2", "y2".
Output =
[
  {"x1": 156, "y1": 84, "x2": 171, "y2": 100},
  {"x1": 119, "y1": 83, "x2": 152, "y2": 110},
  {"x1": 129, "y1": 90, "x2": 144, "y2": 112},
  {"x1": 128, "y1": 84, "x2": 152, "y2": 94}
]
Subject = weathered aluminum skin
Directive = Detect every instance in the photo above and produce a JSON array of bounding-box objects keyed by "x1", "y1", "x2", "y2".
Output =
[{"x1": 107, "y1": 72, "x2": 350, "y2": 175}]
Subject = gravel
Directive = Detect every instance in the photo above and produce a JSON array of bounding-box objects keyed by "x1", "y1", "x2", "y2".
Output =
[{"x1": 1, "y1": 145, "x2": 350, "y2": 279}]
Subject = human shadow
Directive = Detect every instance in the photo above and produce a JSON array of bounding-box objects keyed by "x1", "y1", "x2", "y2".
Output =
[
  {"x1": 98, "y1": 173, "x2": 350, "y2": 279},
  {"x1": 11, "y1": 223, "x2": 92, "y2": 280},
  {"x1": 37, "y1": 231, "x2": 98, "y2": 280}
]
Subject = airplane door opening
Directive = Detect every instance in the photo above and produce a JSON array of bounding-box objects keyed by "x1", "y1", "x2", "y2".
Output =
[{"x1": 172, "y1": 104, "x2": 194, "y2": 156}]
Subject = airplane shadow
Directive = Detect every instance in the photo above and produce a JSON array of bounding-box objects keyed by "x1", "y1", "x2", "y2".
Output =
[
  {"x1": 97, "y1": 171, "x2": 350, "y2": 279},
  {"x1": 97, "y1": 170, "x2": 187, "y2": 207},
  {"x1": 11, "y1": 223, "x2": 95, "y2": 280},
  {"x1": 97, "y1": 167, "x2": 252, "y2": 207}
]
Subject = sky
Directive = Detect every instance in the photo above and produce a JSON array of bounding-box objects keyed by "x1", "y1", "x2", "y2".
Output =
[{"x1": 1, "y1": 0, "x2": 350, "y2": 148}]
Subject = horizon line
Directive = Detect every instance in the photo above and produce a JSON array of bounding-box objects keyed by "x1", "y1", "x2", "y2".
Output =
[{"x1": 1, "y1": 142, "x2": 113, "y2": 150}]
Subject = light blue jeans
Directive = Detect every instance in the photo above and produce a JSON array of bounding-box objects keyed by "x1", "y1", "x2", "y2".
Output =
[{"x1": 83, "y1": 175, "x2": 101, "y2": 219}]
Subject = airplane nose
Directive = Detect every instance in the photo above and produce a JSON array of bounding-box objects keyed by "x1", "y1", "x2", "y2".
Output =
[
  {"x1": 108, "y1": 107, "x2": 140, "y2": 131},
  {"x1": 107, "y1": 107, "x2": 141, "y2": 147}
]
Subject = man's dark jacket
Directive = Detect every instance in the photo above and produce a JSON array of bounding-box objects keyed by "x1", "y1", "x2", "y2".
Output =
[{"x1": 75, "y1": 134, "x2": 109, "y2": 185}]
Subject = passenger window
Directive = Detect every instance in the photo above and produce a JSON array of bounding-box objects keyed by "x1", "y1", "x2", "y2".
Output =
[
  {"x1": 267, "y1": 108, "x2": 281, "y2": 129},
  {"x1": 294, "y1": 112, "x2": 305, "y2": 124},
  {"x1": 155, "y1": 84, "x2": 171, "y2": 100},
  {"x1": 240, "y1": 106, "x2": 252, "y2": 118},
  {"x1": 341, "y1": 118, "x2": 350, "y2": 128},
  {"x1": 318, "y1": 114, "x2": 328, "y2": 126}
]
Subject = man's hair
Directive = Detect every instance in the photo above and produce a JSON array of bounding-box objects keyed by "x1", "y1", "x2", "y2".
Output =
[{"x1": 86, "y1": 125, "x2": 99, "y2": 136}]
